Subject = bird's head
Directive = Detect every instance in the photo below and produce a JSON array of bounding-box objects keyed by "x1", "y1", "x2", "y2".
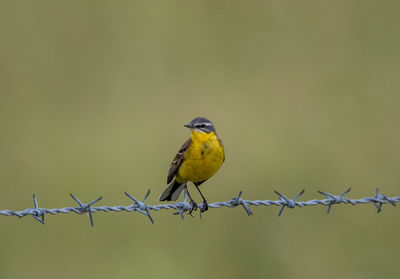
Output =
[{"x1": 184, "y1": 117, "x2": 216, "y2": 134}]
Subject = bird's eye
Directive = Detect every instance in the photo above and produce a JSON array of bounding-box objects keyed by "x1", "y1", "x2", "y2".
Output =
[{"x1": 194, "y1": 123, "x2": 206, "y2": 129}]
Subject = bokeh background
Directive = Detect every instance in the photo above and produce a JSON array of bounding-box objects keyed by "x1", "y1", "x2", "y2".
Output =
[{"x1": 1, "y1": 1, "x2": 399, "y2": 278}]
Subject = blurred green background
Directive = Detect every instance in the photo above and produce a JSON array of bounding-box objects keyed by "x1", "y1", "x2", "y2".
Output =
[{"x1": 1, "y1": 1, "x2": 399, "y2": 278}]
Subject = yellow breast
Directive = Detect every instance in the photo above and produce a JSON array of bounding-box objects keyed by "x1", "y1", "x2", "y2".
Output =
[{"x1": 176, "y1": 131, "x2": 225, "y2": 183}]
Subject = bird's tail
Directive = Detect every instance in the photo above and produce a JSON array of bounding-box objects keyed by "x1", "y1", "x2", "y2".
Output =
[{"x1": 158, "y1": 178, "x2": 186, "y2": 201}]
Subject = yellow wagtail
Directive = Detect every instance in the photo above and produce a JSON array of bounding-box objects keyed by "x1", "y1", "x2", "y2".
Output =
[{"x1": 158, "y1": 117, "x2": 225, "y2": 212}]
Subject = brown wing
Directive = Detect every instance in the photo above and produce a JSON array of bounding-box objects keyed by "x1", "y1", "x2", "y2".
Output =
[{"x1": 167, "y1": 138, "x2": 192, "y2": 184}]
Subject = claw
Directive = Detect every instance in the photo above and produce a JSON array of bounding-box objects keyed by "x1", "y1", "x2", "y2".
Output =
[
  {"x1": 201, "y1": 201, "x2": 208, "y2": 213},
  {"x1": 189, "y1": 200, "x2": 197, "y2": 214}
]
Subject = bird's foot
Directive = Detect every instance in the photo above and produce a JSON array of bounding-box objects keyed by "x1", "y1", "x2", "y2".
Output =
[
  {"x1": 201, "y1": 201, "x2": 208, "y2": 213},
  {"x1": 189, "y1": 200, "x2": 198, "y2": 215}
]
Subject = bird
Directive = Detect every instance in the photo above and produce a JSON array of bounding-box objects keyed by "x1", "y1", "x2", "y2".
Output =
[{"x1": 158, "y1": 117, "x2": 225, "y2": 213}]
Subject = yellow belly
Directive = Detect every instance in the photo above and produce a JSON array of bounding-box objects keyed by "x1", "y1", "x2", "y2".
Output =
[{"x1": 176, "y1": 131, "x2": 224, "y2": 183}]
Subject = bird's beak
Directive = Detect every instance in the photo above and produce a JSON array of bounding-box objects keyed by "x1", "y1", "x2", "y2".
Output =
[{"x1": 184, "y1": 123, "x2": 192, "y2": 129}]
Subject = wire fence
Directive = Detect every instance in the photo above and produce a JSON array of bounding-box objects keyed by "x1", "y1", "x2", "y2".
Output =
[{"x1": 0, "y1": 188, "x2": 398, "y2": 226}]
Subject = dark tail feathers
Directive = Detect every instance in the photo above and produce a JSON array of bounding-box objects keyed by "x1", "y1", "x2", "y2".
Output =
[{"x1": 158, "y1": 178, "x2": 186, "y2": 201}]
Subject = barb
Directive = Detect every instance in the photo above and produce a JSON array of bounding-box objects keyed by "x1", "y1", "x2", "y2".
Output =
[
  {"x1": 32, "y1": 194, "x2": 45, "y2": 224},
  {"x1": 69, "y1": 194, "x2": 103, "y2": 227},
  {"x1": 274, "y1": 189, "x2": 305, "y2": 216},
  {"x1": 124, "y1": 189, "x2": 154, "y2": 224},
  {"x1": 0, "y1": 188, "x2": 399, "y2": 226},
  {"x1": 318, "y1": 187, "x2": 352, "y2": 214}
]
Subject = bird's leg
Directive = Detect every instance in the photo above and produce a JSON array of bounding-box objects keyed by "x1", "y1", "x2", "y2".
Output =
[
  {"x1": 195, "y1": 185, "x2": 208, "y2": 212},
  {"x1": 185, "y1": 185, "x2": 197, "y2": 214}
]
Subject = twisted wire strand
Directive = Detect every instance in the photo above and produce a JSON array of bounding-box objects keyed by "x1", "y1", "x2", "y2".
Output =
[{"x1": 0, "y1": 188, "x2": 398, "y2": 226}]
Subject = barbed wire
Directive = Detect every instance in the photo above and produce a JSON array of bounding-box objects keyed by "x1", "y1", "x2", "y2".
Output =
[{"x1": 0, "y1": 188, "x2": 398, "y2": 226}]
